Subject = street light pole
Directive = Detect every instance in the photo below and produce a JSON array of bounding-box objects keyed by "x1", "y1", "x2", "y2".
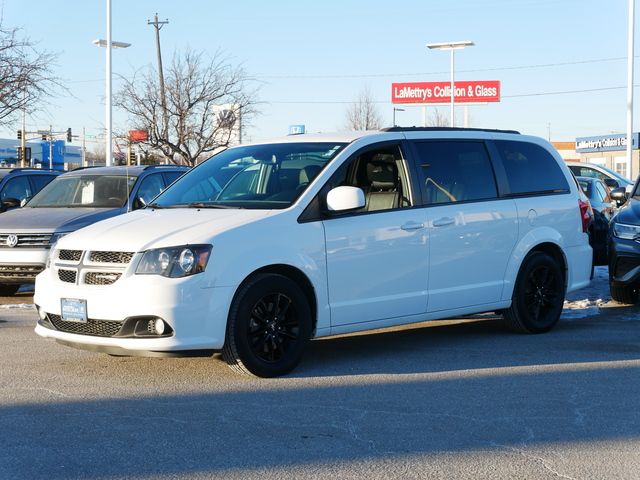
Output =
[
  {"x1": 427, "y1": 41, "x2": 474, "y2": 128},
  {"x1": 93, "y1": 34, "x2": 131, "y2": 166},
  {"x1": 106, "y1": 0, "x2": 112, "y2": 166},
  {"x1": 627, "y1": 0, "x2": 635, "y2": 180}
]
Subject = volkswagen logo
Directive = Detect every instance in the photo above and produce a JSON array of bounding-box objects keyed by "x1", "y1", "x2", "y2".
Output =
[{"x1": 5, "y1": 234, "x2": 18, "y2": 248}]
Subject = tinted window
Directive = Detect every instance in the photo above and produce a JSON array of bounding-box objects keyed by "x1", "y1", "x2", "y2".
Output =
[
  {"x1": 30, "y1": 174, "x2": 57, "y2": 193},
  {"x1": 136, "y1": 174, "x2": 165, "y2": 204},
  {"x1": 594, "y1": 181, "x2": 608, "y2": 202},
  {"x1": 1, "y1": 176, "x2": 32, "y2": 202},
  {"x1": 163, "y1": 171, "x2": 185, "y2": 185},
  {"x1": 495, "y1": 141, "x2": 569, "y2": 195},
  {"x1": 413, "y1": 141, "x2": 497, "y2": 205}
]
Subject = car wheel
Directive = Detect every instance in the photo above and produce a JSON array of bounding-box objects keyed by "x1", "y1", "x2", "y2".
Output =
[
  {"x1": 0, "y1": 284, "x2": 20, "y2": 296},
  {"x1": 222, "y1": 273, "x2": 312, "y2": 377},
  {"x1": 610, "y1": 283, "x2": 639, "y2": 304},
  {"x1": 503, "y1": 252, "x2": 565, "y2": 334}
]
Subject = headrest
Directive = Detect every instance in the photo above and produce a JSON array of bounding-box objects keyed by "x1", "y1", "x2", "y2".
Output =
[
  {"x1": 367, "y1": 161, "x2": 396, "y2": 190},
  {"x1": 299, "y1": 165, "x2": 322, "y2": 184}
]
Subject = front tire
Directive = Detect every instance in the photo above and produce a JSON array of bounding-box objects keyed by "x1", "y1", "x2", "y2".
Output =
[
  {"x1": 503, "y1": 252, "x2": 565, "y2": 334},
  {"x1": 222, "y1": 273, "x2": 312, "y2": 377},
  {"x1": 610, "y1": 283, "x2": 639, "y2": 304}
]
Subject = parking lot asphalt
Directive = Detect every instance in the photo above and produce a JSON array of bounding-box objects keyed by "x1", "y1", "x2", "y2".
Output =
[{"x1": 1, "y1": 270, "x2": 639, "y2": 479}]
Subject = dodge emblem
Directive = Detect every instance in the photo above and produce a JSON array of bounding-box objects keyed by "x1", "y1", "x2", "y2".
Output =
[{"x1": 6, "y1": 234, "x2": 18, "y2": 248}]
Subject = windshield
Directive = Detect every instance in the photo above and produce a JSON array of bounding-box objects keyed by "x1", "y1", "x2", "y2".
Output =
[
  {"x1": 152, "y1": 142, "x2": 346, "y2": 209},
  {"x1": 28, "y1": 175, "x2": 137, "y2": 208}
]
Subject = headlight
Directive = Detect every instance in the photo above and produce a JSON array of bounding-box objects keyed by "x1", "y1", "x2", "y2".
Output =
[
  {"x1": 612, "y1": 222, "x2": 640, "y2": 240},
  {"x1": 136, "y1": 245, "x2": 212, "y2": 278}
]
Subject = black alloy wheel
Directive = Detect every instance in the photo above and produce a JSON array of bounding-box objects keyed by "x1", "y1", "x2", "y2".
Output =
[
  {"x1": 222, "y1": 273, "x2": 312, "y2": 377},
  {"x1": 503, "y1": 252, "x2": 565, "y2": 334},
  {"x1": 247, "y1": 292, "x2": 299, "y2": 363}
]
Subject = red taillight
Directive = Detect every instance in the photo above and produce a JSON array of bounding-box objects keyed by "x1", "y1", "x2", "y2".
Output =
[{"x1": 578, "y1": 199, "x2": 593, "y2": 233}]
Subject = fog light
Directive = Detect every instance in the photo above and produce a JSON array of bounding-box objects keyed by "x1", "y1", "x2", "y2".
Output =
[
  {"x1": 36, "y1": 306, "x2": 47, "y2": 320},
  {"x1": 154, "y1": 318, "x2": 165, "y2": 335}
]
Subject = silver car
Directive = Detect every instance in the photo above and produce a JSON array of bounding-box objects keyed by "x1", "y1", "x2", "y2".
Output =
[{"x1": 0, "y1": 165, "x2": 188, "y2": 295}]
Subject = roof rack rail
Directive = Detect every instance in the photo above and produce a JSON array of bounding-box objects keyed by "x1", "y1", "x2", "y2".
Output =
[
  {"x1": 143, "y1": 164, "x2": 189, "y2": 170},
  {"x1": 1, "y1": 167, "x2": 59, "y2": 173},
  {"x1": 380, "y1": 126, "x2": 520, "y2": 135}
]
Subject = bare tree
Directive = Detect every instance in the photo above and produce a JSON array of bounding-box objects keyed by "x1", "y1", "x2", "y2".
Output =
[
  {"x1": 115, "y1": 49, "x2": 257, "y2": 166},
  {"x1": 0, "y1": 22, "x2": 62, "y2": 126},
  {"x1": 344, "y1": 87, "x2": 383, "y2": 131},
  {"x1": 427, "y1": 107, "x2": 450, "y2": 127}
]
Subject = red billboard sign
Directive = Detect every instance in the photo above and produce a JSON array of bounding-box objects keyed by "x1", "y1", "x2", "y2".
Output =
[
  {"x1": 128, "y1": 130, "x2": 149, "y2": 143},
  {"x1": 391, "y1": 80, "x2": 500, "y2": 104}
]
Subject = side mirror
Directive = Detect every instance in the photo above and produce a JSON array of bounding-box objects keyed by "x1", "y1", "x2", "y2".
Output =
[
  {"x1": 20, "y1": 197, "x2": 31, "y2": 207},
  {"x1": 326, "y1": 186, "x2": 365, "y2": 213},
  {"x1": 0, "y1": 197, "x2": 21, "y2": 212},
  {"x1": 132, "y1": 196, "x2": 147, "y2": 210},
  {"x1": 604, "y1": 178, "x2": 619, "y2": 189},
  {"x1": 610, "y1": 187, "x2": 628, "y2": 206}
]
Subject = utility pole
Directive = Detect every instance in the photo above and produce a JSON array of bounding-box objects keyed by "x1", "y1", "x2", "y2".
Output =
[
  {"x1": 48, "y1": 125, "x2": 53, "y2": 170},
  {"x1": 148, "y1": 13, "x2": 169, "y2": 139}
]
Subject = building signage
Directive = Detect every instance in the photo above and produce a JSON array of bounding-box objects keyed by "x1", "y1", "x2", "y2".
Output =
[
  {"x1": 575, "y1": 133, "x2": 640, "y2": 153},
  {"x1": 391, "y1": 80, "x2": 500, "y2": 104},
  {"x1": 288, "y1": 125, "x2": 305, "y2": 135}
]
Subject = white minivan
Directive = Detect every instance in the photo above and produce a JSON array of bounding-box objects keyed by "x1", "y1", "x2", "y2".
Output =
[{"x1": 34, "y1": 128, "x2": 593, "y2": 377}]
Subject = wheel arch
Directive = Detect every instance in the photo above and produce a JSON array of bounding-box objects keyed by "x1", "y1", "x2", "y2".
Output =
[
  {"x1": 237, "y1": 264, "x2": 319, "y2": 335},
  {"x1": 502, "y1": 230, "x2": 569, "y2": 302}
]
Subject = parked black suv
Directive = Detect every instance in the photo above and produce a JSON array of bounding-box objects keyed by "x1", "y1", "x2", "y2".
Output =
[
  {"x1": 0, "y1": 168, "x2": 60, "y2": 212},
  {"x1": 608, "y1": 181, "x2": 640, "y2": 303}
]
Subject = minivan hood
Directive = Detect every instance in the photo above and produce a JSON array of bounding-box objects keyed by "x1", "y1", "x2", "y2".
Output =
[
  {"x1": 614, "y1": 198, "x2": 640, "y2": 225},
  {"x1": 0, "y1": 207, "x2": 123, "y2": 233},
  {"x1": 57, "y1": 208, "x2": 274, "y2": 252}
]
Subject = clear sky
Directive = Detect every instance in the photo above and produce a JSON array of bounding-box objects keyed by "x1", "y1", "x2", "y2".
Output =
[{"x1": 0, "y1": 0, "x2": 636, "y2": 148}]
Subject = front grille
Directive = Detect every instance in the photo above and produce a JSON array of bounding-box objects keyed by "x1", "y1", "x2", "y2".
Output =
[
  {"x1": 59, "y1": 250, "x2": 82, "y2": 261},
  {"x1": 58, "y1": 269, "x2": 77, "y2": 283},
  {"x1": 48, "y1": 313, "x2": 123, "y2": 337},
  {"x1": 85, "y1": 271, "x2": 121, "y2": 285},
  {"x1": 0, "y1": 264, "x2": 45, "y2": 279},
  {"x1": 0, "y1": 233, "x2": 52, "y2": 248},
  {"x1": 89, "y1": 251, "x2": 134, "y2": 264}
]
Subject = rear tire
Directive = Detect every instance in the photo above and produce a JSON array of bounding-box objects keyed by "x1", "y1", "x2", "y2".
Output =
[
  {"x1": 0, "y1": 284, "x2": 20, "y2": 296},
  {"x1": 222, "y1": 273, "x2": 312, "y2": 377},
  {"x1": 610, "y1": 283, "x2": 639, "y2": 305},
  {"x1": 503, "y1": 252, "x2": 565, "y2": 334}
]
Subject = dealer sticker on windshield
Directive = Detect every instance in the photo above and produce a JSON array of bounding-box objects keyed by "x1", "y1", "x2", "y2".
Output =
[{"x1": 61, "y1": 298, "x2": 87, "y2": 323}]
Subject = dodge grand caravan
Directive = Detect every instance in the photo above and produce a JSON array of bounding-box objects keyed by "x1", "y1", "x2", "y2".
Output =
[{"x1": 34, "y1": 128, "x2": 592, "y2": 377}]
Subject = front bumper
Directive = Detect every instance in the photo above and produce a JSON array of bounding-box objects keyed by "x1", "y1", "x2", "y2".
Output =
[
  {"x1": 34, "y1": 267, "x2": 235, "y2": 354},
  {"x1": 0, "y1": 248, "x2": 49, "y2": 284},
  {"x1": 608, "y1": 235, "x2": 640, "y2": 287}
]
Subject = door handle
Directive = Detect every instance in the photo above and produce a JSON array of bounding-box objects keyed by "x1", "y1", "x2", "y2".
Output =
[
  {"x1": 433, "y1": 217, "x2": 455, "y2": 227},
  {"x1": 400, "y1": 221, "x2": 425, "y2": 231}
]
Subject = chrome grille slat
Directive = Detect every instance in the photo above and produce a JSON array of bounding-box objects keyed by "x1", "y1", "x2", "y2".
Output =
[
  {"x1": 0, "y1": 234, "x2": 52, "y2": 246},
  {"x1": 0, "y1": 264, "x2": 45, "y2": 278}
]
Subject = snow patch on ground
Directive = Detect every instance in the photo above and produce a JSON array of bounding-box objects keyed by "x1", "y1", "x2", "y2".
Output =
[{"x1": 0, "y1": 303, "x2": 35, "y2": 310}]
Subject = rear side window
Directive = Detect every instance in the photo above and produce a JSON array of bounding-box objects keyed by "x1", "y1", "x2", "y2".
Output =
[
  {"x1": 413, "y1": 141, "x2": 498, "y2": 205},
  {"x1": 495, "y1": 140, "x2": 569, "y2": 195},
  {"x1": 30, "y1": 174, "x2": 57, "y2": 193}
]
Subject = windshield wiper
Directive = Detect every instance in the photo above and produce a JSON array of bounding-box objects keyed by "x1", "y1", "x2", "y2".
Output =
[
  {"x1": 187, "y1": 202, "x2": 238, "y2": 209},
  {"x1": 146, "y1": 202, "x2": 165, "y2": 209}
]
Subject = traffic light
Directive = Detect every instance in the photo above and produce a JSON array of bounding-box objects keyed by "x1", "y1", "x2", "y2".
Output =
[
  {"x1": 66, "y1": 128, "x2": 72, "y2": 143},
  {"x1": 42, "y1": 134, "x2": 47, "y2": 141},
  {"x1": 17, "y1": 129, "x2": 22, "y2": 140},
  {"x1": 128, "y1": 150, "x2": 136, "y2": 165},
  {"x1": 24, "y1": 147, "x2": 31, "y2": 161},
  {"x1": 17, "y1": 147, "x2": 22, "y2": 162}
]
